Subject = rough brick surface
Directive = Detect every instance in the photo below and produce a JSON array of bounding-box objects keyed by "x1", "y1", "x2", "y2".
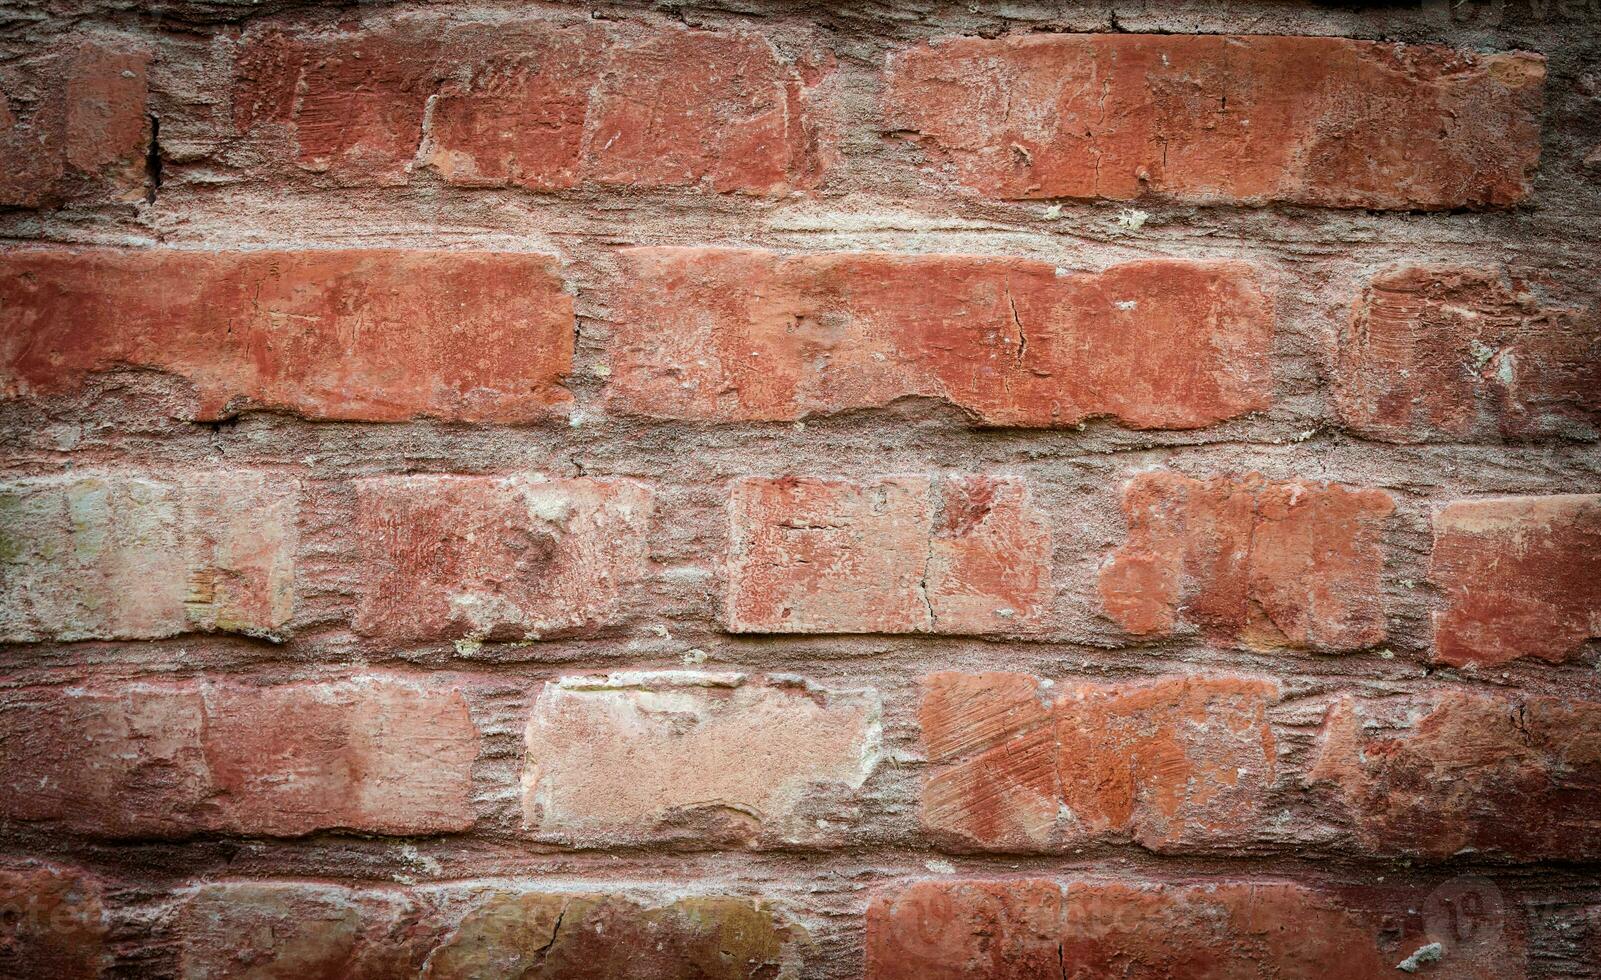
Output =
[
  {"x1": 726, "y1": 475, "x2": 1051, "y2": 634},
  {"x1": 1311, "y1": 691, "x2": 1601, "y2": 861},
  {"x1": 0, "y1": 471, "x2": 297, "y2": 641},
  {"x1": 0, "y1": 42, "x2": 149, "y2": 208},
  {"x1": 352, "y1": 475, "x2": 652, "y2": 644},
  {"x1": 2, "y1": 2, "x2": 1598, "y2": 977},
  {"x1": 885, "y1": 34, "x2": 1544, "y2": 209},
  {"x1": 866, "y1": 878, "x2": 1523, "y2": 979},
  {"x1": 610, "y1": 249, "x2": 1273, "y2": 428},
  {"x1": 236, "y1": 20, "x2": 823, "y2": 194},
  {"x1": 522, "y1": 671, "x2": 878, "y2": 845},
  {"x1": 1431, "y1": 495, "x2": 1601, "y2": 667},
  {"x1": 1098, "y1": 472, "x2": 1394, "y2": 651},
  {"x1": 176, "y1": 881, "x2": 807, "y2": 979},
  {"x1": 919, "y1": 673, "x2": 1278, "y2": 851},
  {"x1": 0, "y1": 677, "x2": 476, "y2": 838},
  {"x1": 0, "y1": 862, "x2": 107, "y2": 979},
  {"x1": 1336, "y1": 266, "x2": 1601, "y2": 442},
  {"x1": 0, "y1": 249, "x2": 573, "y2": 422}
]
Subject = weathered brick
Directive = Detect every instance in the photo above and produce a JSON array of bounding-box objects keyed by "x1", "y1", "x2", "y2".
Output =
[
  {"x1": 0, "y1": 862, "x2": 107, "y2": 979},
  {"x1": 884, "y1": 34, "x2": 1543, "y2": 209},
  {"x1": 177, "y1": 883, "x2": 807, "y2": 980},
  {"x1": 609, "y1": 248, "x2": 1273, "y2": 429},
  {"x1": 0, "y1": 249, "x2": 573, "y2": 423},
  {"x1": 866, "y1": 879, "x2": 1523, "y2": 979},
  {"x1": 236, "y1": 21, "x2": 822, "y2": 194},
  {"x1": 726, "y1": 475, "x2": 1051, "y2": 634},
  {"x1": 1310, "y1": 691, "x2": 1601, "y2": 861},
  {"x1": 353, "y1": 475, "x2": 651, "y2": 644},
  {"x1": 522, "y1": 671, "x2": 878, "y2": 845},
  {"x1": 1431, "y1": 495, "x2": 1601, "y2": 667},
  {"x1": 1335, "y1": 267, "x2": 1601, "y2": 441},
  {"x1": 0, "y1": 676, "x2": 476, "y2": 838},
  {"x1": 177, "y1": 882, "x2": 418, "y2": 980},
  {"x1": 1098, "y1": 472, "x2": 1394, "y2": 651},
  {"x1": 0, "y1": 471, "x2": 297, "y2": 642},
  {"x1": 920, "y1": 673, "x2": 1278, "y2": 851},
  {"x1": 0, "y1": 41, "x2": 149, "y2": 207},
  {"x1": 424, "y1": 890, "x2": 806, "y2": 979}
]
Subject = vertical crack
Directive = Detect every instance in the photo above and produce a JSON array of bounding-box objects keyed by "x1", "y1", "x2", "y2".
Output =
[{"x1": 144, "y1": 114, "x2": 162, "y2": 203}]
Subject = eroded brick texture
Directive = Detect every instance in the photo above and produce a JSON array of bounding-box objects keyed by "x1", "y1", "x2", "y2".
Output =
[
  {"x1": 0, "y1": 676, "x2": 477, "y2": 838},
  {"x1": 234, "y1": 19, "x2": 824, "y2": 194},
  {"x1": 176, "y1": 881, "x2": 807, "y2": 979},
  {"x1": 0, "y1": 471, "x2": 297, "y2": 642},
  {"x1": 1430, "y1": 495, "x2": 1601, "y2": 667},
  {"x1": 1311, "y1": 691, "x2": 1601, "y2": 861},
  {"x1": 522, "y1": 671, "x2": 879, "y2": 846},
  {"x1": 352, "y1": 475, "x2": 652, "y2": 644},
  {"x1": 0, "y1": 862, "x2": 107, "y2": 980},
  {"x1": 0, "y1": 3, "x2": 1596, "y2": 978},
  {"x1": 0, "y1": 41, "x2": 150, "y2": 208},
  {"x1": 0, "y1": 249, "x2": 574, "y2": 423},
  {"x1": 885, "y1": 34, "x2": 1544, "y2": 208},
  {"x1": 1098, "y1": 472, "x2": 1395, "y2": 652},
  {"x1": 1336, "y1": 267, "x2": 1601, "y2": 442},
  {"x1": 610, "y1": 249, "x2": 1273, "y2": 429},
  {"x1": 866, "y1": 879, "x2": 1525, "y2": 979},
  {"x1": 919, "y1": 672, "x2": 1279, "y2": 851},
  {"x1": 726, "y1": 475, "x2": 1052, "y2": 634}
]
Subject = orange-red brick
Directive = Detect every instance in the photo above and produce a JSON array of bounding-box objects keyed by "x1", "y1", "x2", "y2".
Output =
[
  {"x1": 919, "y1": 673, "x2": 1278, "y2": 851},
  {"x1": 1099, "y1": 472, "x2": 1394, "y2": 651},
  {"x1": 352, "y1": 475, "x2": 652, "y2": 644},
  {"x1": 0, "y1": 862, "x2": 107, "y2": 979},
  {"x1": 0, "y1": 41, "x2": 149, "y2": 207},
  {"x1": 726, "y1": 475, "x2": 1051, "y2": 634},
  {"x1": 235, "y1": 20, "x2": 822, "y2": 194},
  {"x1": 1431, "y1": 495, "x2": 1601, "y2": 667},
  {"x1": 0, "y1": 676, "x2": 477, "y2": 838},
  {"x1": 610, "y1": 248, "x2": 1273, "y2": 429},
  {"x1": 0, "y1": 249, "x2": 573, "y2": 422},
  {"x1": 866, "y1": 879, "x2": 1522, "y2": 980},
  {"x1": 885, "y1": 34, "x2": 1543, "y2": 209},
  {"x1": 1335, "y1": 266, "x2": 1601, "y2": 442},
  {"x1": 1311, "y1": 691, "x2": 1601, "y2": 861}
]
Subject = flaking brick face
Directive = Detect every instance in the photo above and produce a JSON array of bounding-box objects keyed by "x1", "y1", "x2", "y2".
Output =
[{"x1": 0, "y1": 1, "x2": 1596, "y2": 977}]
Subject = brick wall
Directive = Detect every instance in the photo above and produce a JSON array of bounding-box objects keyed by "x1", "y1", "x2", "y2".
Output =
[{"x1": 1, "y1": 0, "x2": 1598, "y2": 977}]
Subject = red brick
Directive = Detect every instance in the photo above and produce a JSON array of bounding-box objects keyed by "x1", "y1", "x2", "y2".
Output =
[
  {"x1": 176, "y1": 883, "x2": 807, "y2": 980},
  {"x1": 1098, "y1": 472, "x2": 1394, "y2": 651},
  {"x1": 609, "y1": 248, "x2": 1273, "y2": 429},
  {"x1": 0, "y1": 676, "x2": 476, "y2": 838},
  {"x1": 0, "y1": 42, "x2": 149, "y2": 207},
  {"x1": 0, "y1": 862, "x2": 107, "y2": 979},
  {"x1": 866, "y1": 879, "x2": 1063, "y2": 979},
  {"x1": 0, "y1": 471, "x2": 297, "y2": 642},
  {"x1": 919, "y1": 673, "x2": 1278, "y2": 851},
  {"x1": 236, "y1": 21, "x2": 822, "y2": 194},
  {"x1": 177, "y1": 882, "x2": 419, "y2": 980},
  {"x1": 522, "y1": 671, "x2": 878, "y2": 846},
  {"x1": 353, "y1": 476, "x2": 651, "y2": 644},
  {"x1": 1311, "y1": 691, "x2": 1601, "y2": 861},
  {"x1": 884, "y1": 34, "x2": 1543, "y2": 209},
  {"x1": 867, "y1": 879, "x2": 1523, "y2": 980},
  {"x1": 1335, "y1": 266, "x2": 1601, "y2": 442},
  {"x1": 0, "y1": 248, "x2": 573, "y2": 423},
  {"x1": 424, "y1": 890, "x2": 806, "y2": 979},
  {"x1": 726, "y1": 475, "x2": 1051, "y2": 634},
  {"x1": 1431, "y1": 495, "x2": 1601, "y2": 667}
]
